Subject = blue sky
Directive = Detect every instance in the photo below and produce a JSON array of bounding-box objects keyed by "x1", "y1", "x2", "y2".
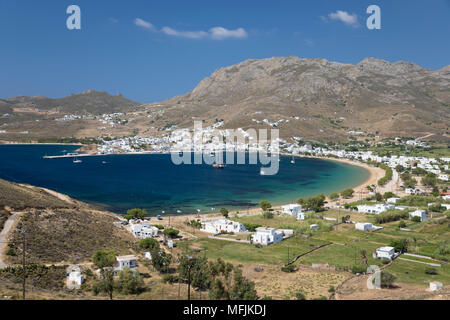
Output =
[{"x1": 0, "y1": 0, "x2": 449, "y2": 102}]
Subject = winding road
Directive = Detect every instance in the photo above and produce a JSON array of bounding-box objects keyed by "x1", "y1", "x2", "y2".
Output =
[{"x1": 0, "y1": 212, "x2": 21, "y2": 268}]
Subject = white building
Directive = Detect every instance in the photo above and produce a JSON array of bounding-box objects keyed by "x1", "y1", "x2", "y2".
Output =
[
  {"x1": 355, "y1": 222, "x2": 373, "y2": 231},
  {"x1": 116, "y1": 255, "x2": 138, "y2": 272},
  {"x1": 128, "y1": 221, "x2": 159, "y2": 239},
  {"x1": 387, "y1": 197, "x2": 400, "y2": 204},
  {"x1": 429, "y1": 281, "x2": 443, "y2": 291},
  {"x1": 251, "y1": 227, "x2": 284, "y2": 245},
  {"x1": 438, "y1": 174, "x2": 448, "y2": 181},
  {"x1": 67, "y1": 271, "x2": 84, "y2": 288},
  {"x1": 201, "y1": 218, "x2": 246, "y2": 234},
  {"x1": 409, "y1": 209, "x2": 427, "y2": 222},
  {"x1": 375, "y1": 246, "x2": 396, "y2": 260},
  {"x1": 144, "y1": 252, "x2": 152, "y2": 260},
  {"x1": 357, "y1": 204, "x2": 394, "y2": 214},
  {"x1": 282, "y1": 204, "x2": 302, "y2": 216},
  {"x1": 297, "y1": 212, "x2": 306, "y2": 220}
]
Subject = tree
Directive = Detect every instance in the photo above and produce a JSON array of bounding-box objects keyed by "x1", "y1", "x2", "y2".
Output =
[
  {"x1": 379, "y1": 271, "x2": 396, "y2": 288},
  {"x1": 92, "y1": 250, "x2": 116, "y2": 300},
  {"x1": 259, "y1": 200, "x2": 272, "y2": 211},
  {"x1": 422, "y1": 173, "x2": 437, "y2": 187},
  {"x1": 395, "y1": 165, "x2": 405, "y2": 173},
  {"x1": 398, "y1": 220, "x2": 407, "y2": 228},
  {"x1": 178, "y1": 255, "x2": 210, "y2": 292},
  {"x1": 115, "y1": 268, "x2": 145, "y2": 295},
  {"x1": 220, "y1": 208, "x2": 229, "y2": 218},
  {"x1": 125, "y1": 208, "x2": 148, "y2": 220},
  {"x1": 390, "y1": 238, "x2": 408, "y2": 253},
  {"x1": 340, "y1": 189, "x2": 355, "y2": 198},
  {"x1": 328, "y1": 193, "x2": 339, "y2": 200},
  {"x1": 375, "y1": 192, "x2": 383, "y2": 202},
  {"x1": 150, "y1": 248, "x2": 172, "y2": 273},
  {"x1": 163, "y1": 228, "x2": 180, "y2": 238},
  {"x1": 138, "y1": 238, "x2": 159, "y2": 251},
  {"x1": 230, "y1": 269, "x2": 258, "y2": 300},
  {"x1": 360, "y1": 249, "x2": 368, "y2": 267},
  {"x1": 303, "y1": 194, "x2": 326, "y2": 212},
  {"x1": 383, "y1": 192, "x2": 397, "y2": 200}
]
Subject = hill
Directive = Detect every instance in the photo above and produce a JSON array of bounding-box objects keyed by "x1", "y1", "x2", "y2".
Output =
[
  {"x1": 0, "y1": 179, "x2": 134, "y2": 265},
  {"x1": 4, "y1": 90, "x2": 140, "y2": 115},
  {"x1": 143, "y1": 57, "x2": 450, "y2": 141}
]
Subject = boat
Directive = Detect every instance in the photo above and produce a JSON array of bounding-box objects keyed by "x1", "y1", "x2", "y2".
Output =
[
  {"x1": 73, "y1": 158, "x2": 82, "y2": 163},
  {"x1": 291, "y1": 156, "x2": 295, "y2": 164},
  {"x1": 212, "y1": 163, "x2": 226, "y2": 169},
  {"x1": 102, "y1": 161, "x2": 107, "y2": 164},
  {"x1": 260, "y1": 167, "x2": 266, "y2": 175}
]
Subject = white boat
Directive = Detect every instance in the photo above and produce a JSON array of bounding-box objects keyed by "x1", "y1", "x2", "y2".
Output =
[
  {"x1": 260, "y1": 168, "x2": 266, "y2": 175},
  {"x1": 102, "y1": 161, "x2": 107, "y2": 164},
  {"x1": 73, "y1": 158, "x2": 82, "y2": 164}
]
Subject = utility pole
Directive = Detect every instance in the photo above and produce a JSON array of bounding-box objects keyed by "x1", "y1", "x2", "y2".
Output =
[
  {"x1": 187, "y1": 264, "x2": 192, "y2": 300},
  {"x1": 21, "y1": 227, "x2": 26, "y2": 300}
]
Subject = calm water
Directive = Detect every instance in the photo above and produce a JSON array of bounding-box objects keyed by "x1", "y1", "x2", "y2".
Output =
[{"x1": 0, "y1": 145, "x2": 369, "y2": 215}]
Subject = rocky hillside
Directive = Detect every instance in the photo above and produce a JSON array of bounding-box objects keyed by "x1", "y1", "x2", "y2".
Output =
[
  {"x1": 4, "y1": 90, "x2": 140, "y2": 115},
  {"x1": 145, "y1": 57, "x2": 450, "y2": 141}
]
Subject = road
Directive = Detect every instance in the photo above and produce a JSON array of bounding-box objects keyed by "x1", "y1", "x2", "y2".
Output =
[{"x1": 0, "y1": 212, "x2": 21, "y2": 268}]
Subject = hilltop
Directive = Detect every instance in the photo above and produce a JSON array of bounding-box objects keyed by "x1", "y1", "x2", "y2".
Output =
[{"x1": 144, "y1": 57, "x2": 450, "y2": 141}]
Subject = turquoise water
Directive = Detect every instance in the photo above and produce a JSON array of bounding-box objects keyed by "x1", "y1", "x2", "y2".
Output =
[{"x1": 0, "y1": 145, "x2": 369, "y2": 215}]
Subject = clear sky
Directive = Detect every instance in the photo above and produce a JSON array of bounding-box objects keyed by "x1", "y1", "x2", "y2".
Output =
[{"x1": 0, "y1": 0, "x2": 449, "y2": 103}]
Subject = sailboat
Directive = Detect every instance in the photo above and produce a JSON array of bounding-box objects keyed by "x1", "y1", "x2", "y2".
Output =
[{"x1": 73, "y1": 158, "x2": 82, "y2": 163}]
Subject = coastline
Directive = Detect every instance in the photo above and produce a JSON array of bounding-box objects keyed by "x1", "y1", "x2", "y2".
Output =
[{"x1": 0, "y1": 143, "x2": 384, "y2": 223}]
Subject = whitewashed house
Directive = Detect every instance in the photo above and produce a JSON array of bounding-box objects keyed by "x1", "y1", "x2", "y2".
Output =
[
  {"x1": 115, "y1": 255, "x2": 138, "y2": 272},
  {"x1": 405, "y1": 188, "x2": 417, "y2": 195},
  {"x1": 357, "y1": 204, "x2": 394, "y2": 214},
  {"x1": 409, "y1": 209, "x2": 427, "y2": 222},
  {"x1": 67, "y1": 271, "x2": 84, "y2": 288},
  {"x1": 201, "y1": 218, "x2": 246, "y2": 234},
  {"x1": 128, "y1": 222, "x2": 159, "y2": 239},
  {"x1": 355, "y1": 222, "x2": 373, "y2": 231},
  {"x1": 429, "y1": 282, "x2": 443, "y2": 291},
  {"x1": 282, "y1": 204, "x2": 302, "y2": 216},
  {"x1": 251, "y1": 227, "x2": 284, "y2": 245},
  {"x1": 296, "y1": 212, "x2": 306, "y2": 220},
  {"x1": 375, "y1": 246, "x2": 396, "y2": 260},
  {"x1": 387, "y1": 197, "x2": 400, "y2": 204},
  {"x1": 438, "y1": 174, "x2": 448, "y2": 181}
]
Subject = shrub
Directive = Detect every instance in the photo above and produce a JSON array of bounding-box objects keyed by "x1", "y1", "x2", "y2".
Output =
[
  {"x1": 380, "y1": 271, "x2": 396, "y2": 288},
  {"x1": 163, "y1": 228, "x2": 180, "y2": 238},
  {"x1": 243, "y1": 223, "x2": 262, "y2": 232},
  {"x1": 295, "y1": 291, "x2": 306, "y2": 300},
  {"x1": 398, "y1": 221, "x2": 407, "y2": 228},
  {"x1": 139, "y1": 238, "x2": 160, "y2": 251},
  {"x1": 341, "y1": 189, "x2": 355, "y2": 198},
  {"x1": 329, "y1": 193, "x2": 339, "y2": 200},
  {"x1": 281, "y1": 265, "x2": 296, "y2": 273},
  {"x1": 262, "y1": 211, "x2": 274, "y2": 219},
  {"x1": 411, "y1": 216, "x2": 421, "y2": 223},
  {"x1": 328, "y1": 286, "x2": 335, "y2": 293},
  {"x1": 425, "y1": 267, "x2": 438, "y2": 275},
  {"x1": 162, "y1": 274, "x2": 179, "y2": 284},
  {"x1": 351, "y1": 265, "x2": 366, "y2": 274}
]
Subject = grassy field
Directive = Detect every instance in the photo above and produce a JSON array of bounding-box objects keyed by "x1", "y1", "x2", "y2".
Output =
[
  {"x1": 386, "y1": 259, "x2": 450, "y2": 286},
  {"x1": 186, "y1": 236, "x2": 329, "y2": 265}
]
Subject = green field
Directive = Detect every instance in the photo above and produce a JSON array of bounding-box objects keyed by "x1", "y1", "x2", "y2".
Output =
[
  {"x1": 188, "y1": 236, "x2": 329, "y2": 265},
  {"x1": 387, "y1": 259, "x2": 450, "y2": 285}
]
